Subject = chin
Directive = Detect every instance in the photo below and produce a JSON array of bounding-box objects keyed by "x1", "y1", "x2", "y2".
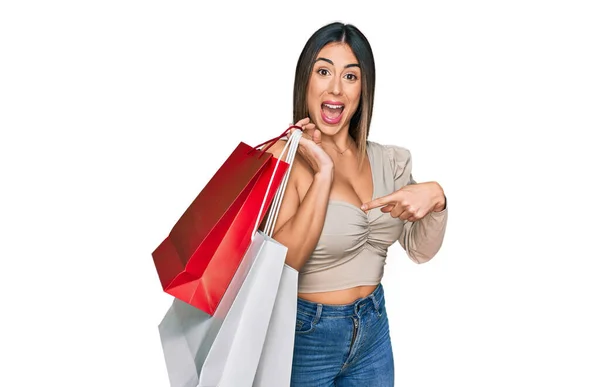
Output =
[
  {"x1": 316, "y1": 124, "x2": 340, "y2": 136},
  {"x1": 310, "y1": 115, "x2": 344, "y2": 136}
]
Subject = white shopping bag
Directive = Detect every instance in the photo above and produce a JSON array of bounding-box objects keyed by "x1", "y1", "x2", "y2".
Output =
[
  {"x1": 198, "y1": 232, "x2": 287, "y2": 387},
  {"x1": 158, "y1": 298, "x2": 209, "y2": 387},
  {"x1": 253, "y1": 263, "x2": 299, "y2": 387},
  {"x1": 158, "y1": 232, "x2": 269, "y2": 387}
]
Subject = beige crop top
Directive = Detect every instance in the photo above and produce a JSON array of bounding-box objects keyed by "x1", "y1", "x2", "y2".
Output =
[{"x1": 298, "y1": 141, "x2": 448, "y2": 293}]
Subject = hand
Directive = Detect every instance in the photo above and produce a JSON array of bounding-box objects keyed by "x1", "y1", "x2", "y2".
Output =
[
  {"x1": 289, "y1": 118, "x2": 334, "y2": 176},
  {"x1": 361, "y1": 182, "x2": 446, "y2": 222}
]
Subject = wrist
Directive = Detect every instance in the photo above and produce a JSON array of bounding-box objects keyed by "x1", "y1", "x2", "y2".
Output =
[
  {"x1": 431, "y1": 182, "x2": 446, "y2": 212},
  {"x1": 315, "y1": 165, "x2": 334, "y2": 182}
]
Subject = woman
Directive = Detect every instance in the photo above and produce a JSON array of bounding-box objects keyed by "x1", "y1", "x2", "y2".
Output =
[{"x1": 266, "y1": 22, "x2": 448, "y2": 386}]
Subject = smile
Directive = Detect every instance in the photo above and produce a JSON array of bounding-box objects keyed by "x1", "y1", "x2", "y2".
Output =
[{"x1": 321, "y1": 101, "x2": 345, "y2": 125}]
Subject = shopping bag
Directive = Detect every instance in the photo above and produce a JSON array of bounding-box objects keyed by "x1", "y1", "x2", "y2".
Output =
[
  {"x1": 252, "y1": 263, "x2": 298, "y2": 387},
  {"x1": 158, "y1": 298, "x2": 210, "y2": 387},
  {"x1": 198, "y1": 232, "x2": 288, "y2": 387},
  {"x1": 158, "y1": 231, "x2": 273, "y2": 387},
  {"x1": 152, "y1": 128, "x2": 293, "y2": 315},
  {"x1": 158, "y1": 130, "x2": 302, "y2": 387}
]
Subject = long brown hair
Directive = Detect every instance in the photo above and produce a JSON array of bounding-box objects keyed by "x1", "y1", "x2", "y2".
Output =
[{"x1": 293, "y1": 22, "x2": 376, "y2": 164}]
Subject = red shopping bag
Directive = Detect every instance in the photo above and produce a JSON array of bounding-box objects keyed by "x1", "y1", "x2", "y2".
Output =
[{"x1": 152, "y1": 128, "x2": 295, "y2": 315}]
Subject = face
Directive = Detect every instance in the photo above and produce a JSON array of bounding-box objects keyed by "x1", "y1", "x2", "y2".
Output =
[{"x1": 306, "y1": 42, "x2": 362, "y2": 136}]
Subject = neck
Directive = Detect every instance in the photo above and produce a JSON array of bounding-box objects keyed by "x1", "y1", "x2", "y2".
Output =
[{"x1": 321, "y1": 129, "x2": 355, "y2": 154}]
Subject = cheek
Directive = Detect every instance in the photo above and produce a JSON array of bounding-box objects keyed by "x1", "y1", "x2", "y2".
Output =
[
  {"x1": 347, "y1": 87, "x2": 362, "y2": 112},
  {"x1": 351, "y1": 86, "x2": 362, "y2": 104},
  {"x1": 309, "y1": 78, "x2": 326, "y2": 94},
  {"x1": 307, "y1": 90, "x2": 319, "y2": 110},
  {"x1": 307, "y1": 82, "x2": 322, "y2": 106}
]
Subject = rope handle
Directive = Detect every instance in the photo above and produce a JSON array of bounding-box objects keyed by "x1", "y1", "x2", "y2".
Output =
[
  {"x1": 248, "y1": 125, "x2": 302, "y2": 156},
  {"x1": 264, "y1": 130, "x2": 301, "y2": 237},
  {"x1": 251, "y1": 129, "x2": 302, "y2": 239}
]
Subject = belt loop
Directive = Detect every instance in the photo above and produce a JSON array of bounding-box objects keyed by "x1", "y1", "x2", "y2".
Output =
[
  {"x1": 313, "y1": 304, "x2": 323, "y2": 324},
  {"x1": 369, "y1": 294, "x2": 380, "y2": 314}
]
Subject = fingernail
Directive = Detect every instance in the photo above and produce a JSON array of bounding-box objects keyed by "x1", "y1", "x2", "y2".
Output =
[{"x1": 361, "y1": 204, "x2": 367, "y2": 210}]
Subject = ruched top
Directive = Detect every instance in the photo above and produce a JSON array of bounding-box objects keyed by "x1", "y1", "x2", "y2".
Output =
[{"x1": 298, "y1": 141, "x2": 448, "y2": 293}]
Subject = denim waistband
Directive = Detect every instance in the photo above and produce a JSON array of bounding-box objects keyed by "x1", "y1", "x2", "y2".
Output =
[{"x1": 296, "y1": 284, "x2": 385, "y2": 318}]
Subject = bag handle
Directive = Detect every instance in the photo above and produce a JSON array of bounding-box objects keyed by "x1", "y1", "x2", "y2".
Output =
[
  {"x1": 264, "y1": 129, "x2": 301, "y2": 237},
  {"x1": 249, "y1": 125, "x2": 301, "y2": 157},
  {"x1": 251, "y1": 129, "x2": 302, "y2": 239}
]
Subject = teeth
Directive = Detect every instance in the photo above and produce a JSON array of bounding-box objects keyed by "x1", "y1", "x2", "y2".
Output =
[{"x1": 323, "y1": 103, "x2": 343, "y2": 109}]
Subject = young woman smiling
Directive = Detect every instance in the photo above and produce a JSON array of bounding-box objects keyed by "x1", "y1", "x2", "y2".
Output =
[{"x1": 265, "y1": 22, "x2": 448, "y2": 387}]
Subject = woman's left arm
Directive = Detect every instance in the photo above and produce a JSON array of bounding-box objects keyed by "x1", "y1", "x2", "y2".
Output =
[
  {"x1": 396, "y1": 182, "x2": 448, "y2": 264},
  {"x1": 361, "y1": 146, "x2": 448, "y2": 264}
]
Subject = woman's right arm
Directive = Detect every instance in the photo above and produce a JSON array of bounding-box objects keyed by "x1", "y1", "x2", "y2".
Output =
[{"x1": 264, "y1": 121, "x2": 333, "y2": 271}]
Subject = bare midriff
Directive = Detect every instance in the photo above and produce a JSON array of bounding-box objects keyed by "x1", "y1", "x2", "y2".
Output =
[{"x1": 298, "y1": 284, "x2": 378, "y2": 305}]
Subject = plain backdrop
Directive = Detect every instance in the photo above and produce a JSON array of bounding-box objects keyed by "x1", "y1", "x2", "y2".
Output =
[{"x1": 1, "y1": 1, "x2": 599, "y2": 386}]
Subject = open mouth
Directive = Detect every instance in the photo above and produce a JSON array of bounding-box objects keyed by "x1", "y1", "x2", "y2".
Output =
[{"x1": 321, "y1": 102, "x2": 345, "y2": 125}]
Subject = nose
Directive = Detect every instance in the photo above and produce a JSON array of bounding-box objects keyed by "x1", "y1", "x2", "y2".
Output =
[{"x1": 329, "y1": 76, "x2": 342, "y2": 96}]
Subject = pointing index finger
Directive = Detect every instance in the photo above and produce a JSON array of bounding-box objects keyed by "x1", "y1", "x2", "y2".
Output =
[{"x1": 361, "y1": 195, "x2": 393, "y2": 211}]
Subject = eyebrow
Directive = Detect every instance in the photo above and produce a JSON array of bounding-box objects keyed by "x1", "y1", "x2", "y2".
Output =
[{"x1": 315, "y1": 57, "x2": 360, "y2": 69}]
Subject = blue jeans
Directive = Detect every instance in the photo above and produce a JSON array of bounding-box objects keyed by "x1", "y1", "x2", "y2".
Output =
[{"x1": 291, "y1": 284, "x2": 394, "y2": 386}]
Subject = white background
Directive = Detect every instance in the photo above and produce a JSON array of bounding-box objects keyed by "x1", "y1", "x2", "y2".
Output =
[{"x1": 1, "y1": 1, "x2": 599, "y2": 386}]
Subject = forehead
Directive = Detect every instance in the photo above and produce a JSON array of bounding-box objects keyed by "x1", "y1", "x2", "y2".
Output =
[{"x1": 315, "y1": 42, "x2": 359, "y2": 66}]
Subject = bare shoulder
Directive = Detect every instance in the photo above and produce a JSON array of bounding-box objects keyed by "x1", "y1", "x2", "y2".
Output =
[{"x1": 263, "y1": 140, "x2": 313, "y2": 202}]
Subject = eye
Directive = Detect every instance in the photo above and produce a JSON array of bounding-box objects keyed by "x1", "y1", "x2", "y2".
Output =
[
  {"x1": 317, "y1": 68, "x2": 330, "y2": 76},
  {"x1": 344, "y1": 73, "x2": 358, "y2": 81}
]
